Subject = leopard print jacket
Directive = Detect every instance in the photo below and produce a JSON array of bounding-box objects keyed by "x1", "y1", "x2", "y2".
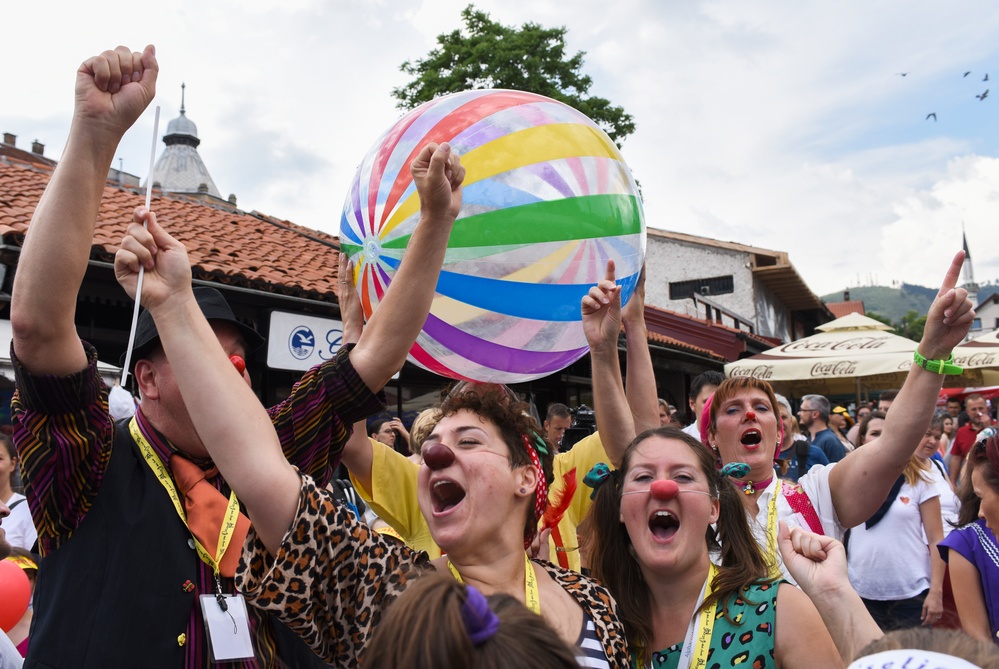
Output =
[{"x1": 236, "y1": 475, "x2": 630, "y2": 668}]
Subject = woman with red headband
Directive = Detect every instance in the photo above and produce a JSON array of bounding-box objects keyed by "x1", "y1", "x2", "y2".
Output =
[{"x1": 588, "y1": 252, "x2": 975, "y2": 583}]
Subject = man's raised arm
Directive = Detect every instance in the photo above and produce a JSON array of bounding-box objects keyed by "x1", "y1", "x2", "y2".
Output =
[{"x1": 11, "y1": 45, "x2": 157, "y2": 375}]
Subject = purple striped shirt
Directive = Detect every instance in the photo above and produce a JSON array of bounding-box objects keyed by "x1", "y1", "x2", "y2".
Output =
[{"x1": 11, "y1": 341, "x2": 384, "y2": 667}]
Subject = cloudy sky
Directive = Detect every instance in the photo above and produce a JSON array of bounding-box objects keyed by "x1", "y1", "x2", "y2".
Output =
[{"x1": 3, "y1": 0, "x2": 997, "y2": 297}]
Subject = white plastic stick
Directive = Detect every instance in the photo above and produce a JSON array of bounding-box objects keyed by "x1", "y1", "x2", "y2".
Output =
[{"x1": 120, "y1": 105, "x2": 160, "y2": 386}]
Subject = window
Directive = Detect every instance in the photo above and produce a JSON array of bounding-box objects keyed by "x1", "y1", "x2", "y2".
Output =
[{"x1": 669, "y1": 275, "x2": 735, "y2": 300}]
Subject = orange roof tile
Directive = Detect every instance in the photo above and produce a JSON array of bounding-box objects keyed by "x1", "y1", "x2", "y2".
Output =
[
  {"x1": 645, "y1": 329, "x2": 726, "y2": 361},
  {"x1": 0, "y1": 159, "x2": 342, "y2": 301},
  {"x1": 826, "y1": 300, "x2": 865, "y2": 318}
]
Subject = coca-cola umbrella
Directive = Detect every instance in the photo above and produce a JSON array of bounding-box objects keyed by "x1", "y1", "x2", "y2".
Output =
[
  {"x1": 952, "y1": 328, "x2": 999, "y2": 386},
  {"x1": 724, "y1": 313, "x2": 944, "y2": 398}
]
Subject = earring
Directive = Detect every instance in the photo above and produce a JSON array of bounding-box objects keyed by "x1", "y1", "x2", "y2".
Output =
[{"x1": 519, "y1": 487, "x2": 527, "y2": 494}]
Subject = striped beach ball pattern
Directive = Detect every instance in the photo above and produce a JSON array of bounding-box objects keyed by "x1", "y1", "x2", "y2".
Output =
[{"x1": 339, "y1": 89, "x2": 646, "y2": 383}]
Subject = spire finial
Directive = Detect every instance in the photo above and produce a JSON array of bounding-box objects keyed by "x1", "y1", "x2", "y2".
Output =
[{"x1": 180, "y1": 82, "x2": 186, "y2": 115}]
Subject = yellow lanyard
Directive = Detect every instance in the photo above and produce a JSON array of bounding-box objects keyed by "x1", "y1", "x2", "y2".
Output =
[
  {"x1": 129, "y1": 418, "x2": 241, "y2": 576},
  {"x1": 688, "y1": 562, "x2": 718, "y2": 669},
  {"x1": 765, "y1": 485, "x2": 781, "y2": 579},
  {"x1": 447, "y1": 552, "x2": 540, "y2": 615},
  {"x1": 638, "y1": 562, "x2": 718, "y2": 669}
]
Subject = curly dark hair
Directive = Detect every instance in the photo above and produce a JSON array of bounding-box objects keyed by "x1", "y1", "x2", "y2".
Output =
[{"x1": 438, "y1": 384, "x2": 555, "y2": 542}]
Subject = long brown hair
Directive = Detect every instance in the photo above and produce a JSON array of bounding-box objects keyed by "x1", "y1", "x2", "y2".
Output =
[
  {"x1": 957, "y1": 430, "x2": 999, "y2": 526},
  {"x1": 364, "y1": 573, "x2": 579, "y2": 669},
  {"x1": 856, "y1": 410, "x2": 886, "y2": 446},
  {"x1": 901, "y1": 415, "x2": 942, "y2": 487},
  {"x1": 589, "y1": 427, "x2": 772, "y2": 660}
]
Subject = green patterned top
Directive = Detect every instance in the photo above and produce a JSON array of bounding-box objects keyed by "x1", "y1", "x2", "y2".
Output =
[{"x1": 634, "y1": 581, "x2": 780, "y2": 669}]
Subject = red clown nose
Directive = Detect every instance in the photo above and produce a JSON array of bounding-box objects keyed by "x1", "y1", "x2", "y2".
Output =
[
  {"x1": 229, "y1": 355, "x2": 246, "y2": 374},
  {"x1": 650, "y1": 479, "x2": 679, "y2": 500},
  {"x1": 746, "y1": 410, "x2": 756, "y2": 421},
  {"x1": 423, "y1": 443, "x2": 456, "y2": 470}
]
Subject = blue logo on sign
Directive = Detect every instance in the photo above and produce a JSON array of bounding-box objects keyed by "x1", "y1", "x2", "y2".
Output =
[{"x1": 289, "y1": 326, "x2": 315, "y2": 360}]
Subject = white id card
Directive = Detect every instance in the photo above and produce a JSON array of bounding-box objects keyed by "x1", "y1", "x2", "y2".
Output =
[{"x1": 199, "y1": 594, "x2": 255, "y2": 662}]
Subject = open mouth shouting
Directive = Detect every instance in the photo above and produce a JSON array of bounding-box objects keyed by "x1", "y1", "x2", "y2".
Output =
[
  {"x1": 648, "y1": 510, "x2": 680, "y2": 541},
  {"x1": 431, "y1": 478, "x2": 467, "y2": 515},
  {"x1": 740, "y1": 429, "x2": 762, "y2": 449}
]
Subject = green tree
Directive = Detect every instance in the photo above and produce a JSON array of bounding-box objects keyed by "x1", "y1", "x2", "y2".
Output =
[
  {"x1": 392, "y1": 5, "x2": 636, "y2": 145},
  {"x1": 898, "y1": 309, "x2": 926, "y2": 342},
  {"x1": 865, "y1": 312, "x2": 896, "y2": 331}
]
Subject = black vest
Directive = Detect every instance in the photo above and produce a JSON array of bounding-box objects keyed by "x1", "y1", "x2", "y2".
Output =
[{"x1": 25, "y1": 422, "x2": 324, "y2": 668}]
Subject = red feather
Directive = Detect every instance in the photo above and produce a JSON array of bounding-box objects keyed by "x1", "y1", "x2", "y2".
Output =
[{"x1": 542, "y1": 468, "x2": 577, "y2": 530}]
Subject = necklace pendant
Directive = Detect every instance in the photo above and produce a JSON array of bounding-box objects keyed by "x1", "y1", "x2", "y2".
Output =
[{"x1": 742, "y1": 481, "x2": 754, "y2": 495}]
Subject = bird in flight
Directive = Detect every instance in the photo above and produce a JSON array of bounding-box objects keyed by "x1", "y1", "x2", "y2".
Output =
[
  {"x1": 926, "y1": 113, "x2": 937, "y2": 121},
  {"x1": 977, "y1": 89, "x2": 989, "y2": 101},
  {"x1": 896, "y1": 72, "x2": 908, "y2": 77},
  {"x1": 964, "y1": 71, "x2": 972, "y2": 77},
  {"x1": 985, "y1": 73, "x2": 990, "y2": 82}
]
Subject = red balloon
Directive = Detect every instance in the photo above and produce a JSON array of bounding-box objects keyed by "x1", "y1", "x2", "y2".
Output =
[
  {"x1": 650, "y1": 479, "x2": 679, "y2": 501},
  {"x1": 0, "y1": 559, "x2": 30, "y2": 632}
]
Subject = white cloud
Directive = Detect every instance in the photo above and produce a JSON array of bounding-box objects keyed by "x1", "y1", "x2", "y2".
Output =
[{"x1": 2, "y1": 0, "x2": 999, "y2": 300}]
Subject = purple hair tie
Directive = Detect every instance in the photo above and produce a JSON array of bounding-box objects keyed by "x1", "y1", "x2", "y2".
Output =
[{"x1": 461, "y1": 584, "x2": 500, "y2": 646}]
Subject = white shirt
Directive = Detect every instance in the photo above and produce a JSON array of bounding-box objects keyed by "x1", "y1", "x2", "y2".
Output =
[
  {"x1": 682, "y1": 422, "x2": 700, "y2": 440},
  {"x1": 926, "y1": 460, "x2": 960, "y2": 538},
  {"x1": 2, "y1": 493, "x2": 37, "y2": 552},
  {"x1": 0, "y1": 631, "x2": 22, "y2": 669},
  {"x1": 745, "y1": 464, "x2": 842, "y2": 584},
  {"x1": 847, "y1": 476, "x2": 938, "y2": 600}
]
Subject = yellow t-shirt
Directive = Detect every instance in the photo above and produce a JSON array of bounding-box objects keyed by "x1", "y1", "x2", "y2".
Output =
[
  {"x1": 349, "y1": 439, "x2": 442, "y2": 559},
  {"x1": 547, "y1": 432, "x2": 611, "y2": 572},
  {"x1": 349, "y1": 433, "x2": 613, "y2": 571}
]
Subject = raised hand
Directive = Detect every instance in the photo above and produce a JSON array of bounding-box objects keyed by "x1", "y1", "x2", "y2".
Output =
[
  {"x1": 582, "y1": 260, "x2": 622, "y2": 354},
  {"x1": 74, "y1": 45, "x2": 157, "y2": 140},
  {"x1": 410, "y1": 142, "x2": 465, "y2": 223},
  {"x1": 335, "y1": 252, "x2": 364, "y2": 344},
  {"x1": 919, "y1": 251, "x2": 975, "y2": 360},
  {"x1": 114, "y1": 207, "x2": 192, "y2": 311},
  {"x1": 621, "y1": 262, "x2": 646, "y2": 328}
]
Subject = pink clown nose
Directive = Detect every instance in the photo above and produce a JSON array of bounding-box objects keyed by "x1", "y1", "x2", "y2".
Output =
[
  {"x1": 650, "y1": 479, "x2": 679, "y2": 500},
  {"x1": 423, "y1": 443, "x2": 456, "y2": 470}
]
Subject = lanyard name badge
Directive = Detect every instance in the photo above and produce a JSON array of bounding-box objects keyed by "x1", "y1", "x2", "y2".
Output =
[
  {"x1": 130, "y1": 418, "x2": 255, "y2": 661},
  {"x1": 447, "y1": 552, "x2": 541, "y2": 615},
  {"x1": 674, "y1": 563, "x2": 718, "y2": 669}
]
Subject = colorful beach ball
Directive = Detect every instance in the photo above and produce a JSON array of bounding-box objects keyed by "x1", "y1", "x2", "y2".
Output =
[{"x1": 339, "y1": 89, "x2": 646, "y2": 383}]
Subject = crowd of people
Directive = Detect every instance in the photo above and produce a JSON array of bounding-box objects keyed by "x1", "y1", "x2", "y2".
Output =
[{"x1": 0, "y1": 44, "x2": 997, "y2": 669}]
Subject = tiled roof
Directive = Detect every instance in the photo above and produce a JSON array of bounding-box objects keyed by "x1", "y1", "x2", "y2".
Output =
[
  {"x1": 645, "y1": 328, "x2": 726, "y2": 362},
  {"x1": 826, "y1": 300, "x2": 865, "y2": 318},
  {"x1": 0, "y1": 158, "x2": 341, "y2": 301}
]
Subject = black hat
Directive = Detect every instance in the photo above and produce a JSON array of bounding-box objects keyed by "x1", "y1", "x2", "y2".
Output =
[{"x1": 124, "y1": 287, "x2": 266, "y2": 373}]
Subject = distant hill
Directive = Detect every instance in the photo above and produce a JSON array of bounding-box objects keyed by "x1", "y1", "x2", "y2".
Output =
[{"x1": 821, "y1": 284, "x2": 935, "y2": 324}]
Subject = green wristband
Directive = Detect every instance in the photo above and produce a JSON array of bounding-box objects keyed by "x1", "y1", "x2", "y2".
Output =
[{"x1": 913, "y1": 350, "x2": 963, "y2": 375}]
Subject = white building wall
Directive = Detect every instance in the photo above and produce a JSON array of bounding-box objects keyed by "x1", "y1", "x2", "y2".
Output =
[
  {"x1": 970, "y1": 298, "x2": 999, "y2": 338},
  {"x1": 644, "y1": 236, "x2": 757, "y2": 323},
  {"x1": 752, "y1": 278, "x2": 792, "y2": 341}
]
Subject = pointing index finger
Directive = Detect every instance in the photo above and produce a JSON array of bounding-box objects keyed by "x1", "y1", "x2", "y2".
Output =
[{"x1": 937, "y1": 250, "x2": 965, "y2": 297}]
